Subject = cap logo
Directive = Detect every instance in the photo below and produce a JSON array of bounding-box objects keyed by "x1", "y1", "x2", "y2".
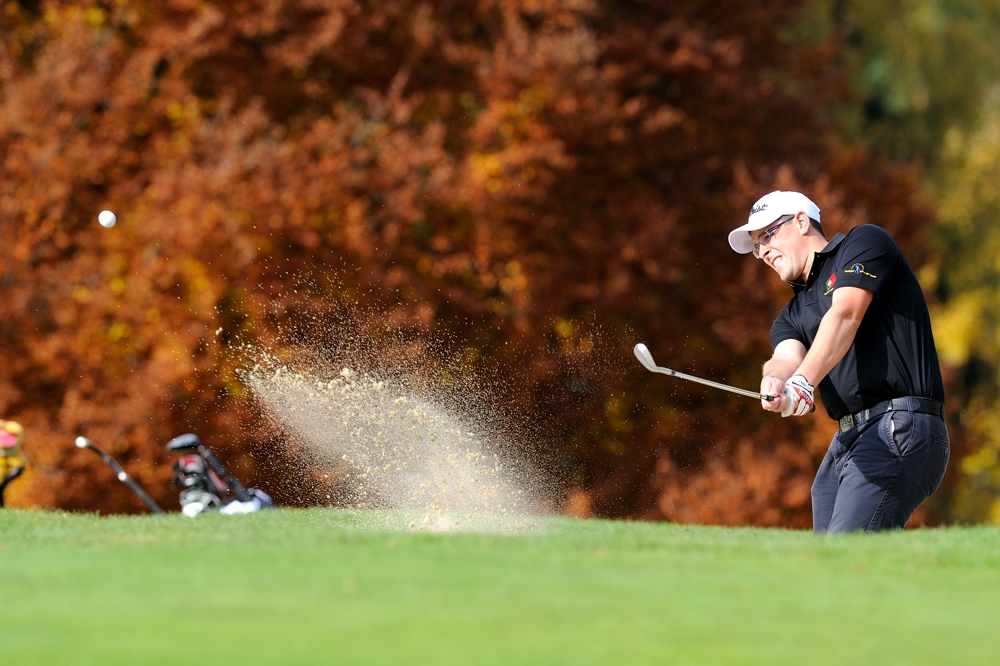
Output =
[{"x1": 750, "y1": 203, "x2": 768, "y2": 215}]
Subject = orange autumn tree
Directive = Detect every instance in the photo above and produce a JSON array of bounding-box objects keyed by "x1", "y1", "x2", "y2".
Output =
[{"x1": 0, "y1": 0, "x2": 936, "y2": 524}]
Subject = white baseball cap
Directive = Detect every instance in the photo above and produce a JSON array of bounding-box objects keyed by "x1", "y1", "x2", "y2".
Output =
[{"x1": 728, "y1": 190, "x2": 821, "y2": 254}]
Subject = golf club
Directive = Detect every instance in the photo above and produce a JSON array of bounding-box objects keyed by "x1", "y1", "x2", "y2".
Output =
[
  {"x1": 0, "y1": 467, "x2": 24, "y2": 508},
  {"x1": 165, "y1": 433, "x2": 253, "y2": 502},
  {"x1": 74, "y1": 436, "x2": 164, "y2": 513},
  {"x1": 633, "y1": 343, "x2": 777, "y2": 402}
]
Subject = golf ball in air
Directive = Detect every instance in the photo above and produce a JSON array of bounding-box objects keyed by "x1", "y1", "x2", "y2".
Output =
[{"x1": 98, "y1": 210, "x2": 116, "y2": 228}]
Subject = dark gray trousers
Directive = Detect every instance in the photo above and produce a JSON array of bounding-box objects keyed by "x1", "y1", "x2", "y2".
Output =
[{"x1": 811, "y1": 408, "x2": 950, "y2": 533}]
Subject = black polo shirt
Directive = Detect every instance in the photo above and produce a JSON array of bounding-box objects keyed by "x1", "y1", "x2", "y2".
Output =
[{"x1": 770, "y1": 224, "x2": 944, "y2": 421}]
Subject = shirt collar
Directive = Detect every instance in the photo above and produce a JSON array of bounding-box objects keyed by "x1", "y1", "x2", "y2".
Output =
[
  {"x1": 789, "y1": 233, "x2": 846, "y2": 291},
  {"x1": 818, "y1": 233, "x2": 846, "y2": 256}
]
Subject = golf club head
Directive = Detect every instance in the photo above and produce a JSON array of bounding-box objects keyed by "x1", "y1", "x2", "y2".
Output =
[
  {"x1": 75, "y1": 436, "x2": 92, "y2": 449},
  {"x1": 633, "y1": 343, "x2": 658, "y2": 372},
  {"x1": 166, "y1": 433, "x2": 202, "y2": 452}
]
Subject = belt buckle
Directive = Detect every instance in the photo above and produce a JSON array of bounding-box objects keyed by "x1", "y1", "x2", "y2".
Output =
[{"x1": 840, "y1": 414, "x2": 855, "y2": 431}]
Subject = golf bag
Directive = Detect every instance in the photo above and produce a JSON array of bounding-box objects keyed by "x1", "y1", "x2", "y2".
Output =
[
  {"x1": 167, "y1": 433, "x2": 275, "y2": 517},
  {"x1": 172, "y1": 454, "x2": 230, "y2": 514}
]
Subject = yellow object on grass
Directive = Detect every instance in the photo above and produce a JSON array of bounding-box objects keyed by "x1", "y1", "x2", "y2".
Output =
[{"x1": 1, "y1": 419, "x2": 25, "y2": 480}]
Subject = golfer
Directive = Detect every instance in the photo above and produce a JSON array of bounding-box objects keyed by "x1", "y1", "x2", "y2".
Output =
[{"x1": 728, "y1": 191, "x2": 949, "y2": 533}]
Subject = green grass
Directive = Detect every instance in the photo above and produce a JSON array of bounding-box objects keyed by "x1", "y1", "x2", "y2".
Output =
[{"x1": 2, "y1": 509, "x2": 999, "y2": 665}]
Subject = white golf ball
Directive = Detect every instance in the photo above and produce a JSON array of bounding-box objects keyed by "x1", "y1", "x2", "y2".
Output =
[{"x1": 98, "y1": 210, "x2": 117, "y2": 228}]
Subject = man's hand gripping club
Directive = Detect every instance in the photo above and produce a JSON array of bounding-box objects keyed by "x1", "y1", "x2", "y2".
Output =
[
  {"x1": 761, "y1": 373, "x2": 815, "y2": 417},
  {"x1": 781, "y1": 374, "x2": 815, "y2": 416}
]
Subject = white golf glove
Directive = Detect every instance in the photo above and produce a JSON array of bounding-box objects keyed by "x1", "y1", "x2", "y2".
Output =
[{"x1": 781, "y1": 374, "x2": 815, "y2": 417}]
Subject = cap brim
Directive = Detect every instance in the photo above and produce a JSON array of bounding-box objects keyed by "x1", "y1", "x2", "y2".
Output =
[{"x1": 728, "y1": 222, "x2": 761, "y2": 254}]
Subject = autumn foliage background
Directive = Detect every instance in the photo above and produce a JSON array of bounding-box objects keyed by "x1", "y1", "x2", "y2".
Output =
[{"x1": 0, "y1": 0, "x2": 961, "y2": 525}]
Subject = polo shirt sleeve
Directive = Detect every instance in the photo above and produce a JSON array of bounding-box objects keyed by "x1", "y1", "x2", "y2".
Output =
[
  {"x1": 770, "y1": 304, "x2": 803, "y2": 349},
  {"x1": 833, "y1": 225, "x2": 900, "y2": 296}
]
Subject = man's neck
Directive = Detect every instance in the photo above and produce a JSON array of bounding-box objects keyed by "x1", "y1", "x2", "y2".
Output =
[{"x1": 796, "y1": 236, "x2": 830, "y2": 282}]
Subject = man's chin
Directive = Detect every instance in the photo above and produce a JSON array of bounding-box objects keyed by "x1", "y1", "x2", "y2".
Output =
[
  {"x1": 765, "y1": 260, "x2": 784, "y2": 276},
  {"x1": 770, "y1": 266, "x2": 795, "y2": 282}
]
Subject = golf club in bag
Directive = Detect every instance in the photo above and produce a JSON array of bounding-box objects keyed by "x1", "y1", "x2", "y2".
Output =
[
  {"x1": 166, "y1": 433, "x2": 274, "y2": 516},
  {"x1": 74, "y1": 436, "x2": 165, "y2": 514}
]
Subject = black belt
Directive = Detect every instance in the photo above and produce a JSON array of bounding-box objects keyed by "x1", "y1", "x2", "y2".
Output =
[{"x1": 838, "y1": 397, "x2": 944, "y2": 433}]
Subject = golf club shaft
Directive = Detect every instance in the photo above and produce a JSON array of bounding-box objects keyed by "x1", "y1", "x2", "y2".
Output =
[
  {"x1": 0, "y1": 467, "x2": 24, "y2": 507},
  {"x1": 653, "y1": 366, "x2": 772, "y2": 401},
  {"x1": 634, "y1": 343, "x2": 776, "y2": 402},
  {"x1": 77, "y1": 438, "x2": 164, "y2": 513}
]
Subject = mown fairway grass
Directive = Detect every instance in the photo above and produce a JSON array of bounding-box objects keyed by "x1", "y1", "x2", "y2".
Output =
[{"x1": 2, "y1": 508, "x2": 999, "y2": 665}]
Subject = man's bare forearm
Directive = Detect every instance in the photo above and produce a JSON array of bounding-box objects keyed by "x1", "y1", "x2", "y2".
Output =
[
  {"x1": 762, "y1": 357, "x2": 799, "y2": 381},
  {"x1": 794, "y1": 287, "x2": 872, "y2": 384}
]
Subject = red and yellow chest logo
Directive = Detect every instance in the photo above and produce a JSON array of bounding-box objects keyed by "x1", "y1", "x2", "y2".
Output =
[{"x1": 824, "y1": 273, "x2": 836, "y2": 296}]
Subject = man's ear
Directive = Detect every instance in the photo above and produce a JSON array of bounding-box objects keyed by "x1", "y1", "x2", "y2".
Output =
[{"x1": 795, "y1": 211, "x2": 811, "y2": 234}]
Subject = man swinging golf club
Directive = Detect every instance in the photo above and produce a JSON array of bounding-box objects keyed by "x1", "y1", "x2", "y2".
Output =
[{"x1": 729, "y1": 190, "x2": 949, "y2": 533}]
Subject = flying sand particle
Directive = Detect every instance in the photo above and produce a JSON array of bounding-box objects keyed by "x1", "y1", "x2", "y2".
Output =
[{"x1": 242, "y1": 359, "x2": 540, "y2": 532}]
